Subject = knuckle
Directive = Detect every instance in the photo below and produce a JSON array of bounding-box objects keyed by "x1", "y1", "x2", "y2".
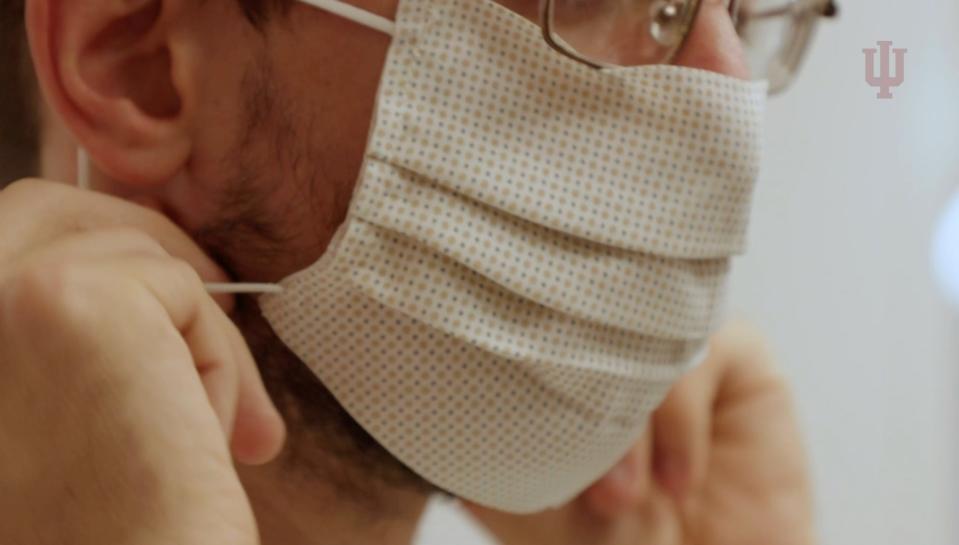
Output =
[
  {"x1": 1, "y1": 178, "x2": 63, "y2": 206},
  {"x1": 166, "y1": 257, "x2": 205, "y2": 291},
  {"x1": 660, "y1": 378, "x2": 699, "y2": 414},
  {"x1": 170, "y1": 257, "x2": 202, "y2": 281},
  {"x1": 0, "y1": 262, "x2": 99, "y2": 330},
  {"x1": 103, "y1": 227, "x2": 168, "y2": 256},
  {"x1": 0, "y1": 180, "x2": 78, "y2": 245}
]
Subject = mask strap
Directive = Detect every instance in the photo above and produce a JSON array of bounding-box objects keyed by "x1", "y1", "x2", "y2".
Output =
[
  {"x1": 205, "y1": 282, "x2": 284, "y2": 294},
  {"x1": 298, "y1": 0, "x2": 396, "y2": 36},
  {"x1": 77, "y1": 148, "x2": 91, "y2": 190}
]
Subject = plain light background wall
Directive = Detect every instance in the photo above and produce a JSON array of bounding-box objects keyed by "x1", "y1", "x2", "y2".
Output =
[{"x1": 415, "y1": 1, "x2": 959, "y2": 544}]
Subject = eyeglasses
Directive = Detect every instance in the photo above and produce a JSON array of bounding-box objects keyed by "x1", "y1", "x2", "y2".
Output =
[{"x1": 520, "y1": 0, "x2": 839, "y2": 94}]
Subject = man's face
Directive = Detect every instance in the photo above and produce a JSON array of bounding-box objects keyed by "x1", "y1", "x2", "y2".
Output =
[
  {"x1": 23, "y1": 0, "x2": 754, "y2": 500},
  {"x1": 43, "y1": 0, "x2": 746, "y2": 285}
]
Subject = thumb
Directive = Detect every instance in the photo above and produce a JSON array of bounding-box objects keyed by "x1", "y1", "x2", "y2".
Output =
[
  {"x1": 581, "y1": 424, "x2": 653, "y2": 518},
  {"x1": 651, "y1": 354, "x2": 718, "y2": 500},
  {"x1": 229, "y1": 328, "x2": 287, "y2": 465}
]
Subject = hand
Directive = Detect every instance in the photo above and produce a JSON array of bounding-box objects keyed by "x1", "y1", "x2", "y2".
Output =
[
  {"x1": 466, "y1": 322, "x2": 814, "y2": 545},
  {"x1": 0, "y1": 179, "x2": 286, "y2": 545}
]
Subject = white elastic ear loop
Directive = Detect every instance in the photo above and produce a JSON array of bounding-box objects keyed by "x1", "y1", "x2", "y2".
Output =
[
  {"x1": 77, "y1": 148, "x2": 91, "y2": 190},
  {"x1": 74, "y1": 148, "x2": 282, "y2": 296},
  {"x1": 205, "y1": 282, "x2": 283, "y2": 294},
  {"x1": 297, "y1": 0, "x2": 396, "y2": 36}
]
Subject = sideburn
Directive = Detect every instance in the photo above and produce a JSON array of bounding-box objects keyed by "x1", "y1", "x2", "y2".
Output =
[{"x1": 194, "y1": 56, "x2": 442, "y2": 514}]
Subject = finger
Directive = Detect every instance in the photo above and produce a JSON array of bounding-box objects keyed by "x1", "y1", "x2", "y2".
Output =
[
  {"x1": 108, "y1": 255, "x2": 243, "y2": 437},
  {"x1": 18, "y1": 227, "x2": 170, "y2": 265},
  {"x1": 115, "y1": 255, "x2": 284, "y2": 460},
  {"x1": 651, "y1": 353, "x2": 718, "y2": 501},
  {"x1": 711, "y1": 321, "x2": 784, "y2": 398},
  {"x1": 580, "y1": 423, "x2": 654, "y2": 518},
  {"x1": 220, "y1": 317, "x2": 286, "y2": 465},
  {"x1": 188, "y1": 299, "x2": 242, "y2": 437},
  {"x1": 1, "y1": 180, "x2": 234, "y2": 311}
]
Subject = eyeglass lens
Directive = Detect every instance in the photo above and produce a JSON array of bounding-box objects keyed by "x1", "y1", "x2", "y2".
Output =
[{"x1": 491, "y1": 0, "x2": 831, "y2": 92}]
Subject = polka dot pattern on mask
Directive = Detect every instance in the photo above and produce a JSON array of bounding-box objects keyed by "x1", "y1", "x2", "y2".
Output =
[
  {"x1": 372, "y1": 0, "x2": 766, "y2": 260},
  {"x1": 263, "y1": 233, "x2": 701, "y2": 512},
  {"x1": 262, "y1": 0, "x2": 766, "y2": 513},
  {"x1": 354, "y1": 160, "x2": 731, "y2": 340}
]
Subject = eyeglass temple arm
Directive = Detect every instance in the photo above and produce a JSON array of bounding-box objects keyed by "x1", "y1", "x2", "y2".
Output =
[{"x1": 742, "y1": 0, "x2": 839, "y2": 21}]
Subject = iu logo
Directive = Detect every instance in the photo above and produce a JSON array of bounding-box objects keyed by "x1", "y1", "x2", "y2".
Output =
[{"x1": 863, "y1": 41, "x2": 907, "y2": 99}]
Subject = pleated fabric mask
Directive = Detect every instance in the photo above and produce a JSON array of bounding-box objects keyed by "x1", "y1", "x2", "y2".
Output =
[{"x1": 261, "y1": 0, "x2": 768, "y2": 513}]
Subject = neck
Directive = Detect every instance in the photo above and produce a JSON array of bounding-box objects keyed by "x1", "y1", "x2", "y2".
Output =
[{"x1": 238, "y1": 460, "x2": 429, "y2": 545}]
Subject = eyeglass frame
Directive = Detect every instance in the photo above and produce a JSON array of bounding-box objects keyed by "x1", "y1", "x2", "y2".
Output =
[{"x1": 538, "y1": 0, "x2": 840, "y2": 94}]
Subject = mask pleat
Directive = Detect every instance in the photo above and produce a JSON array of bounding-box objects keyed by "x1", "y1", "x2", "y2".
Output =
[{"x1": 354, "y1": 159, "x2": 730, "y2": 340}]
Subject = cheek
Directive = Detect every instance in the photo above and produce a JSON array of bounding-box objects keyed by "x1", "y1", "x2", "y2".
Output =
[
  {"x1": 171, "y1": 8, "x2": 394, "y2": 282},
  {"x1": 283, "y1": 17, "x2": 392, "y2": 174},
  {"x1": 672, "y1": 0, "x2": 750, "y2": 80},
  {"x1": 256, "y1": 9, "x2": 393, "y2": 260}
]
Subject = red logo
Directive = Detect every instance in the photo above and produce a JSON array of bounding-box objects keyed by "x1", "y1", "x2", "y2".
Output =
[{"x1": 863, "y1": 41, "x2": 907, "y2": 99}]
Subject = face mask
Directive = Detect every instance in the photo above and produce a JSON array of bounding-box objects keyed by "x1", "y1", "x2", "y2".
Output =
[{"x1": 261, "y1": 0, "x2": 767, "y2": 513}]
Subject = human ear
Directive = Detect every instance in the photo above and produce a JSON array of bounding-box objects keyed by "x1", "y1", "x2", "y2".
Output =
[{"x1": 25, "y1": 0, "x2": 201, "y2": 185}]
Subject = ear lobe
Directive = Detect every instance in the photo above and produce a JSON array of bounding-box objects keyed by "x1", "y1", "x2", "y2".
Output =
[{"x1": 26, "y1": 0, "x2": 195, "y2": 186}]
